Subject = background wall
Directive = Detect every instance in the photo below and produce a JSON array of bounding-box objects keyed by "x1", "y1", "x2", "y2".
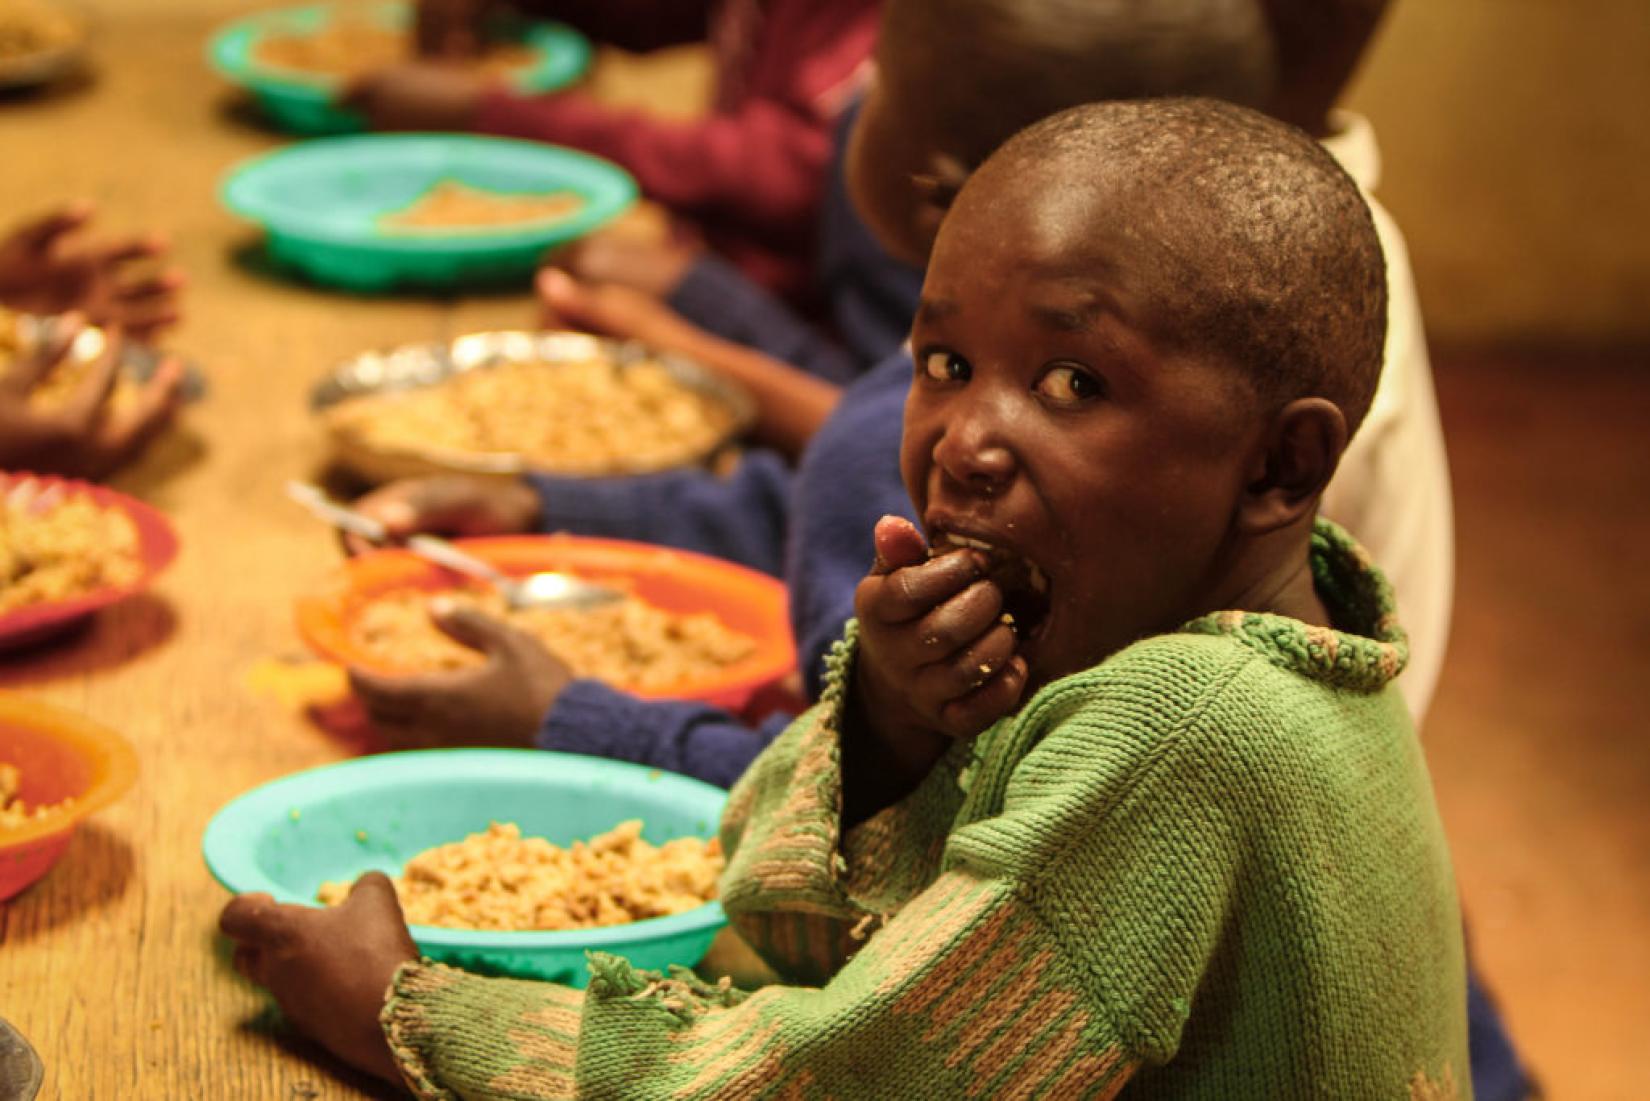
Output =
[{"x1": 1345, "y1": 0, "x2": 1650, "y2": 345}]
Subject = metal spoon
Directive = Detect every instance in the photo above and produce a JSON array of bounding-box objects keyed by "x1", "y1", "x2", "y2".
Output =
[{"x1": 285, "y1": 481, "x2": 623, "y2": 613}]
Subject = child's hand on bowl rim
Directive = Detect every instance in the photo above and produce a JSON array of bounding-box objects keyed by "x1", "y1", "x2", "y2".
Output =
[
  {"x1": 220, "y1": 872, "x2": 416, "y2": 1086},
  {"x1": 348, "y1": 599, "x2": 573, "y2": 750}
]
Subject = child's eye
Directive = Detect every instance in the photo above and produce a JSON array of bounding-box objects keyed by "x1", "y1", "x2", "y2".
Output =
[
  {"x1": 920, "y1": 350, "x2": 972, "y2": 383},
  {"x1": 1034, "y1": 364, "x2": 1105, "y2": 404}
]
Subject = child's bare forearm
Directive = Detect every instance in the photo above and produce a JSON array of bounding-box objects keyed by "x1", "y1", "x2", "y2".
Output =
[{"x1": 664, "y1": 326, "x2": 841, "y2": 460}]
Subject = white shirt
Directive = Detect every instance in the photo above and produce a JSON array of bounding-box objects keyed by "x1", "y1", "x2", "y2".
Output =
[{"x1": 1320, "y1": 112, "x2": 1455, "y2": 725}]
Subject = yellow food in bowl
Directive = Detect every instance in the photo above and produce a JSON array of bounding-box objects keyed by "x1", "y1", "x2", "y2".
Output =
[
  {"x1": 0, "y1": 762, "x2": 73, "y2": 829},
  {"x1": 0, "y1": 489, "x2": 143, "y2": 615},
  {"x1": 318, "y1": 820, "x2": 722, "y2": 932},
  {"x1": 379, "y1": 181, "x2": 585, "y2": 232},
  {"x1": 251, "y1": 18, "x2": 534, "y2": 82},
  {"x1": 325, "y1": 357, "x2": 739, "y2": 475},
  {"x1": 0, "y1": 0, "x2": 80, "y2": 62},
  {"x1": 349, "y1": 585, "x2": 755, "y2": 685}
]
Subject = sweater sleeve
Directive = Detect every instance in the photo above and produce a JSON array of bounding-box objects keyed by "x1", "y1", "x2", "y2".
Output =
[
  {"x1": 379, "y1": 639, "x2": 1255, "y2": 1100},
  {"x1": 535, "y1": 678, "x2": 791, "y2": 790},
  {"x1": 527, "y1": 450, "x2": 791, "y2": 576},
  {"x1": 667, "y1": 254, "x2": 858, "y2": 385}
]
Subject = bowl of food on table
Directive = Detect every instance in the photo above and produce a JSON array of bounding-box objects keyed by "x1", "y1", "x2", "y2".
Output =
[
  {"x1": 221, "y1": 134, "x2": 635, "y2": 290},
  {"x1": 311, "y1": 330, "x2": 755, "y2": 484},
  {"x1": 207, "y1": 0, "x2": 590, "y2": 135},
  {"x1": 296, "y1": 532, "x2": 794, "y2": 712},
  {"x1": 0, "y1": 473, "x2": 179, "y2": 652},
  {"x1": 203, "y1": 748, "x2": 728, "y2": 983},
  {"x1": 0, "y1": 0, "x2": 87, "y2": 90},
  {"x1": 0, "y1": 692, "x2": 139, "y2": 901}
]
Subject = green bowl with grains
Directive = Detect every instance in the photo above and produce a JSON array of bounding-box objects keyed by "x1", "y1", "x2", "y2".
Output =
[{"x1": 202, "y1": 750, "x2": 728, "y2": 985}]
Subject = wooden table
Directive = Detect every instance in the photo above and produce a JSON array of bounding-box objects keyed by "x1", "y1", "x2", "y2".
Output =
[{"x1": 0, "y1": 5, "x2": 710, "y2": 1097}]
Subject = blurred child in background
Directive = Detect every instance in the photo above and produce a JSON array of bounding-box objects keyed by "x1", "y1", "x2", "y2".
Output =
[
  {"x1": 0, "y1": 204, "x2": 185, "y2": 479},
  {"x1": 345, "y1": 0, "x2": 882, "y2": 305}
]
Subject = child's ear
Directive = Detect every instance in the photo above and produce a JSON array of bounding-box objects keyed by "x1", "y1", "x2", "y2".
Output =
[
  {"x1": 1237, "y1": 397, "x2": 1348, "y2": 535},
  {"x1": 910, "y1": 153, "x2": 971, "y2": 241}
]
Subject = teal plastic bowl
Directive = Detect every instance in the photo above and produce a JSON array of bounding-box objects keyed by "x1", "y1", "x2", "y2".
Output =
[
  {"x1": 208, "y1": 2, "x2": 591, "y2": 135},
  {"x1": 221, "y1": 133, "x2": 637, "y2": 291},
  {"x1": 203, "y1": 750, "x2": 728, "y2": 985}
]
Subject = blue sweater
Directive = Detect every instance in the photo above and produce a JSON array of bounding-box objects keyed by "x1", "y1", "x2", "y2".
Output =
[{"x1": 528, "y1": 353, "x2": 913, "y2": 787}]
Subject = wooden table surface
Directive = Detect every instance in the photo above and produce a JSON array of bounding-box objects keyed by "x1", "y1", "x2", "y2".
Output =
[{"x1": 0, "y1": 5, "x2": 710, "y2": 1097}]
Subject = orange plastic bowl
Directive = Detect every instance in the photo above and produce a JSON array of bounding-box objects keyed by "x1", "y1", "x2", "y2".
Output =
[
  {"x1": 0, "y1": 693, "x2": 139, "y2": 901},
  {"x1": 296, "y1": 535, "x2": 795, "y2": 711},
  {"x1": 0, "y1": 473, "x2": 180, "y2": 652}
]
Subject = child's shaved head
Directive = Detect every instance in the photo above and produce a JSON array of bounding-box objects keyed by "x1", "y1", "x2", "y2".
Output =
[
  {"x1": 881, "y1": 0, "x2": 1277, "y2": 166},
  {"x1": 972, "y1": 98, "x2": 1387, "y2": 433}
]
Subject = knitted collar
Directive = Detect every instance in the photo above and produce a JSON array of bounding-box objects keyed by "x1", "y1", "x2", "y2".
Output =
[{"x1": 1181, "y1": 519, "x2": 1409, "y2": 693}]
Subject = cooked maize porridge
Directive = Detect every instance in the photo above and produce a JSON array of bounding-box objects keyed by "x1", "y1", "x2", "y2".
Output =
[
  {"x1": 251, "y1": 18, "x2": 534, "y2": 82},
  {"x1": 326, "y1": 357, "x2": 738, "y2": 474},
  {"x1": 0, "y1": 0, "x2": 79, "y2": 63},
  {"x1": 0, "y1": 487, "x2": 143, "y2": 615},
  {"x1": 0, "y1": 762, "x2": 73, "y2": 829},
  {"x1": 379, "y1": 181, "x2": 585, "y2": 232},
  {"x1": 349, "y1": 585, "x2": 755, "y2": 686},
  {"x1": 318, "y1": 820, "x2": 722, "y2": 931}
]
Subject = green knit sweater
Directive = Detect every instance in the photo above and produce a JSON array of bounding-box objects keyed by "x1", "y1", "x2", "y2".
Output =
[{"x1": 382, "y1": 522, "x2": 1469, "y2": 1099}]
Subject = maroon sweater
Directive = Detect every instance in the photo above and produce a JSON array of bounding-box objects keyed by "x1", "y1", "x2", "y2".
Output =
[{"x1": 473, "y1": 0, "x2": 881, "y2": 303}]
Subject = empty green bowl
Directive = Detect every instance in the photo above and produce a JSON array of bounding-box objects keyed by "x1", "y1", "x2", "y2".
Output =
[
  {"x1": 207, "y1": 2, "x2": 591, "y2": 135},
  {"x1": 203, "y1": 750, "x2": 728, "y2": 986},
  {"x1": 221, "y1": 133, "x2": 637, "y2": 291}
]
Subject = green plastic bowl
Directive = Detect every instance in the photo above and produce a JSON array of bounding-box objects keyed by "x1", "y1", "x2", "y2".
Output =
[
  {"x1": 208, "y1": 2, "x2": 591, "y2": 135},
  {"x1": 203, "y1": 750, "x2": 728, "y2": 986},
  {"x1": 221, "y1": 133, "x2": 638, "y2": 291}
]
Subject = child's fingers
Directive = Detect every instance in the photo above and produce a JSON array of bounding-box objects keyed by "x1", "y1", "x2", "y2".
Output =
[
  {"x1": 1, "y1": 312, "x2": 81, "y2": 393},
  {"x1": 907, "y1": 577, "x2": 1003, "y2": 655},
  {"x1": 60, "y1": 325, "x2": 125, "y2": 430},
  {"x1": 345, "y1": 871, "x2": 407, "y2": 921},
  {"x1": 860, "y1": 549, "x2": 984, "y2": 625},
  {"x1": 100, "y1": 356, "x2": 183, "y2": 454},
  {"x1": 870, "y1": 514, "x2": 927, "y2": 574},
  {"x1": 219, "y1": 892, "x2": 287, "y2": 945},
  {"x1": 936, "y1": 654, "x2": 1029, "y2": 738},
  {"x1": 913, "y1": 621, "x2": 1017, "y2": 705},
  {"x1": 7, "y1": 203, "x2": 91, "y2": 252},
  {"x1": 429, "y1": 598, "x2": 519, "y2": 655},
  {"x1": 91, "y1": 233, "x2": 167, "y2": 267}
]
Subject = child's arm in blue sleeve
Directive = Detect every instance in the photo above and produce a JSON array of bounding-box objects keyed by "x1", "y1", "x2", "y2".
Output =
[
  {"x1": 667, "y1": 254, "x2": 858, "y2": 385},
  {"x1": 525, "y1": 449, "x2": 792, "y2": 577},
  {"x1": 537, "y1": 679, "x2": 793, "y2": 789}
]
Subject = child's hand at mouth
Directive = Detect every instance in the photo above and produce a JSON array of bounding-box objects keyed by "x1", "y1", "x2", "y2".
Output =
[{"x1": 843, "y1": 516, "x2": 1029, "y2": 823}]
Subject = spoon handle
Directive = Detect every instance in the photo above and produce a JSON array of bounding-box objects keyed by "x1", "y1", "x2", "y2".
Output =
[
  {"x1": 406, "y1": 534, "x2": 513, "y2": 588},
  {"x1": 285, "y1": 481, "x2": 387, "y2": 543}
]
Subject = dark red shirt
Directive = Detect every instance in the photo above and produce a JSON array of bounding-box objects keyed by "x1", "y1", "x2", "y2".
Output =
[{"x1": 473, "y1": 0, "x2": 882, "y2": 303}]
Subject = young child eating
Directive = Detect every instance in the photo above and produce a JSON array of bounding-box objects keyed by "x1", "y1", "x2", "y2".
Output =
[{"x1": 221, "y1": 98, "x2": 1467, "y2": 1096}]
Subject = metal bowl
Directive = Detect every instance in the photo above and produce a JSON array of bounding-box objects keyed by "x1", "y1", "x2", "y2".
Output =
[{"x1": 310, "y1": 330, "x2": 757, "y2": 484}]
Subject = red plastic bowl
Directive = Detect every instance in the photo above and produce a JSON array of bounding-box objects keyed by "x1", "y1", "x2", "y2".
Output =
[
  {"x1": 296, "y1": 534, "x2": 795, "y2": 711},
  {"x1": 0, "y1": 473, "x2": 180, "y2": 652},
  {"x1": 0, "y1": 693, "x2": 139, "y2": 901}
]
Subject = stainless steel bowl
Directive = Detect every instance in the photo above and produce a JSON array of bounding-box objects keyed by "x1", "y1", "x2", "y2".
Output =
[{"x1": 310, "y1": 330, "x2": 757, "y2": 484}]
